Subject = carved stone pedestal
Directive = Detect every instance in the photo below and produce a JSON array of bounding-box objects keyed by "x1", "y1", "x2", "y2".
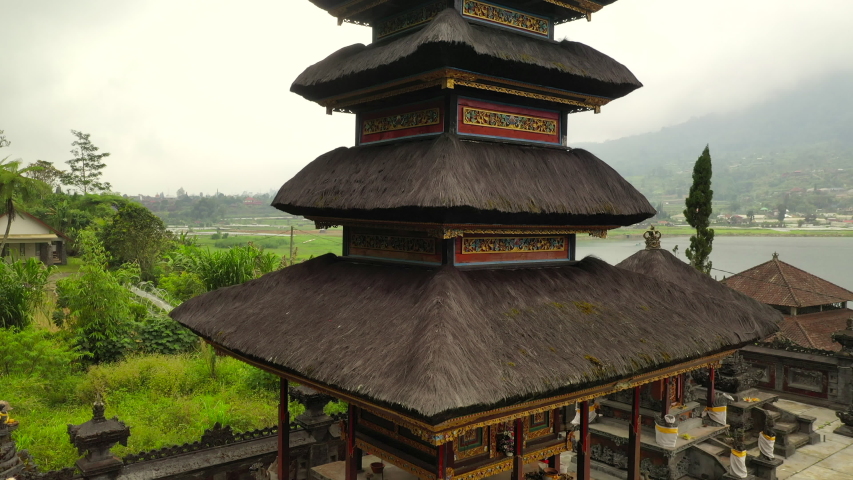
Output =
[{"x1": 749, "y1": 455, "x2": 783, "y2": 480}]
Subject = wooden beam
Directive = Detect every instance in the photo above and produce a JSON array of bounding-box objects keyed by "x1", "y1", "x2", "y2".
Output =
[
  {"x1": 577, "y1": 401, "x2": 590, "y2": 480},
  {"x1": 346, "y1": 404, "x2": 358, "y2": 480},
  {"x1": 278, "y1": 379, "x2": 289, "y2": 480},
  {"x1": 661, "y1": 377, "x2": 671, "y2": 417},
  {"x1": 512, "y1": 418, "x2": 524, "y2": 480},
  {"x1": 627, "y1": 386, "x2": 641, "y2": 480}
]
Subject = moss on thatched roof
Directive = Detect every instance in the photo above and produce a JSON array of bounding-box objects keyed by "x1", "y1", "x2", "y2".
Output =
[
  {"x1": 171, "y1": 254, "x2": 780, "y2": 423},
  {"x1": 272, "y1": 134, "x2": 655, "y2": 226},
  {"x1": 292, "y1": 9, "x2": 641, "y2": 102}
]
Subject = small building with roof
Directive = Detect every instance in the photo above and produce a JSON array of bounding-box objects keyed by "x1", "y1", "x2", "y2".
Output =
[
  {"x1": 723, "y1": 253, "x2": 853, "y2": 406},
  {"x1": 0, "y1": 211, "x2": 68, "y2": 265}
]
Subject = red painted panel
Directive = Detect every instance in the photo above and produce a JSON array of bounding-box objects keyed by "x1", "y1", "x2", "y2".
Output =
[
  {"x1": 455, "y1": 235, "x2": 568, "y2": 264},
  {"x1": 360, "y1": 101, "x2": 444, "y2": 144},
  {"x1": 457, "y1": 98, "x2": 560, "y2": 144}
]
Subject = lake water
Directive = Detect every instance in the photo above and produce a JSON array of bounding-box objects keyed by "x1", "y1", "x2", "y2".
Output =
[{"x1": 576, "y1": 236, "x2": 853, "y2": 292}]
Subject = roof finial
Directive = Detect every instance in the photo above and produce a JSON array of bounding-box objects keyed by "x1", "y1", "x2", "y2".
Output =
[
  {"x1": 643, "y1": 225, "x2": 661, "y2": 250},
  {"x1": 772, "y1": 252, "x2": 779, "y2": 260}
]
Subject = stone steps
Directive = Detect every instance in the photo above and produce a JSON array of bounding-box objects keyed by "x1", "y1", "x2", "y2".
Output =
[
  {"x1": 787, "y1": 432, "x2": 812, "y2": 449},
  {"x1": 773, "y1": 421, "x2": 798, "y2": 435}
]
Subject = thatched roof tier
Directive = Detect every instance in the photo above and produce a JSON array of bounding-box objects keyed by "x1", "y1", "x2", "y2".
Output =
[
  {"x1": 171, "y1": 254, "x2": 780, "y2": 423},
  {"x1": 308, "y1": 0, "x2": 619, "y2": 26},
  {"x1": 616, "y1": 247, "x2": 784, "y2": 321},
  {"x1": 292, "y1": 9, "x2": 641, "y2": 104},
  {"x1": 272, "y1": 134, "x2": 655, "y2": 226},
  {"x1": 721, "y1": 253, "x2": 853, "y2": 308}
]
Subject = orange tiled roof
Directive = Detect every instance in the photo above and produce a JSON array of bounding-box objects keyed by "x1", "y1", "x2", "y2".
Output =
[
  {"x1": 722, "y1": 253, "x2": 853, "y2": 307},
  {"x1": 774, "y1": 309, "x2": 853, "y2": 351}
]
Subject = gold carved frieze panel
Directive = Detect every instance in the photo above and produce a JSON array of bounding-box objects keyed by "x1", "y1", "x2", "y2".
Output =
[
  {"x1": 461, "y1": 236, "x2": 566, "y2": 254},
  {"x1": 461, "y1": 1, "x2": 550, "y2": 36}
]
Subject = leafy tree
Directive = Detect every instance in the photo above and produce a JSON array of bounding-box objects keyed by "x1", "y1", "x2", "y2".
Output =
[
  {"x1": 683, "y1": 145, "x2": 715, "y2": 275},
  {"x1": 25, "y1": 160, "x2": 66, "y2": 190},
  {"x1": 56, "y1": 230, "x2": 136, "y2": 363},
  {"x1": 65, "y1": 130, "x2": 111, "y2": 194},
  {"x1": 746, "y1": 209, "x2": 755, "y2": 225},
  {"x1": 100, "y1": 202, "x2": 171, "y2": 280},
  {"x1": 777, "y1": 196, "x2": 788, "y2": 226},
  {"x1": 0, "y1": 158, "x2": 51, "y2": 254}
]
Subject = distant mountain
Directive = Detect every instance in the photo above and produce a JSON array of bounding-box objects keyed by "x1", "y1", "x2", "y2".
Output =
[{"x1": 576, "y1": 72, "x2": 853, "y2": 211}]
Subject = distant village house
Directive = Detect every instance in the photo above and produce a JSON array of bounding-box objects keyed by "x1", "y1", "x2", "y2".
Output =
[{"x1": 0, "y1": 211, "x2": 68, "y2": 265}]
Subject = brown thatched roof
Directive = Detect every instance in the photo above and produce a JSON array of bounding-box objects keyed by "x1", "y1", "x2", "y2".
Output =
[
  {"x1": 292, "y1": 9, "x2": 641, "y2": 102},
  {"x1": 307, "y1": 1, "x2": 620, "y2": 27},
  {"x1": 616, "y1": 247, "x2": 784, "y2": 321},
  {"x1": 721, "y1": 254, "x2": 853, "y2": 308},
  {"x1": 171, "y1": 254, "x2": 780, "y2": 423},
  {"x1": 271, "y1": 134, "x2": 655, "y2": 226}
]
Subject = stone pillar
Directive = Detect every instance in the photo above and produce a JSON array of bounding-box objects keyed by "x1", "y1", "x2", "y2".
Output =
[{"x1": 68, "y1": 401, "x2": 130, "y2": 480}]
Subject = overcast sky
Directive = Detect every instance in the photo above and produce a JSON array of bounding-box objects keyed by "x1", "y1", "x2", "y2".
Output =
[{"x1": 2, "y1": 1, "x2": 852, "y2": 196}]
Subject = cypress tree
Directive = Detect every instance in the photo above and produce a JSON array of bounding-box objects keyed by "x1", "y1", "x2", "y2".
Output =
[{"x1": 684, "y1": 145, "x2": 715, "y2": 274}]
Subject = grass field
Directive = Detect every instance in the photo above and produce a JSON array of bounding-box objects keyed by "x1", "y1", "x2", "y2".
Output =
[
  {"x1": 191, "y1": 231, "x2": 342, "y2": 262},
  {"x1": 1, "y1": 352, "x2": 286, "y2": 470}
]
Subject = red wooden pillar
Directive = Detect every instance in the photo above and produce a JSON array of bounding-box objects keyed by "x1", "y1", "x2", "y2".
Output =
[
  {"x1": 707, "y1": 366, "x2": 716, "y2": 408},
  {"x1": 437, "y1": 442, "x2": 447, "y2": 480},
  {"x1": 627, "y1": 386, "x2": 641, "y2": 480},
  {"x1": 661, "y1": 377, "x2": 671, "y2": 417},
  {"x1": 346, "y1": 404, "x2": 358, "y2": 480},
  {"x1": 512, "y1": 418, "x2": 524, "y2": 480},
  {"x1": 445, "y1": 440, "x2": 454, "y2": 480},
  {"x1": 577, "y1": 401, "x2": 591, "y2": 480},
  {"x1": 278, "y1": 379, "x2": 289, "y2": 480},
  {"x1": 547, "y1": 409, "x2": 561, "y2": 470}
]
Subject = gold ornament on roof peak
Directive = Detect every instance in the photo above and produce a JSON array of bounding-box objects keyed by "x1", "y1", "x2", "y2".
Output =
[{"x1": 643, "y1": 226, "x2": 662, "y2": 250}]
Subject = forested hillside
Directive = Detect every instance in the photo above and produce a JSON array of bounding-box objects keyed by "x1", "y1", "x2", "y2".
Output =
[{"x1": 576, "y1": 71, "x2": 853, "y2": 214}]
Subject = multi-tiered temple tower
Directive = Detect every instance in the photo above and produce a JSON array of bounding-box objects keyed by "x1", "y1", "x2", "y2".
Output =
[{"x1": 172, "y1": 2, "x2": 781, "y2": 479}]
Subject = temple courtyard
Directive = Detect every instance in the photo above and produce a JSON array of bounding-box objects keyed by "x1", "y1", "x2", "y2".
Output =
[{"x1": 312, "y1": 398, "x2": 851, "y2": 480}]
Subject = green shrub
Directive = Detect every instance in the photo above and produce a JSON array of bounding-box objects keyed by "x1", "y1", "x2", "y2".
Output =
[
  {"x1": 135, "y1": 315, "x2": 199, "y2": 355},
  {"x1": 0, "y1": 327, "x2": 82, "y2": 379},
  {"x1": 158, "y1": 271, "x2": 205, "y2": 302},
  {"x1": 0, "y1": 258, "x2": 54, "y2": 329}
]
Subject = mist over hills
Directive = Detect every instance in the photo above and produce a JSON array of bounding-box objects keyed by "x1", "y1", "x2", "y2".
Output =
[{"x1": 575, "y1": 71, "x2": 853, "y2": 209}]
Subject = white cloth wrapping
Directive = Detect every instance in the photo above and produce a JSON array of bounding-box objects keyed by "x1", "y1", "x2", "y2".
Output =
[
  {"x1": 704, "y1": 393, "x2": 734, "y2": 425},
  {"x1": 655, "y1": 423, "x2": 678, "y2": 448},
  {"x1": 759, "y1": 432, "x2": 776, "y2": 460},
  {"x1": 730, "y1": 449, "x2": 748, "y2": 478},
  {"x1": 570, "y1": 402, "x2": 598, "y2": 426},
  {"x1": 704, "y1": 406, "x2": 727, "y2": 425}
]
